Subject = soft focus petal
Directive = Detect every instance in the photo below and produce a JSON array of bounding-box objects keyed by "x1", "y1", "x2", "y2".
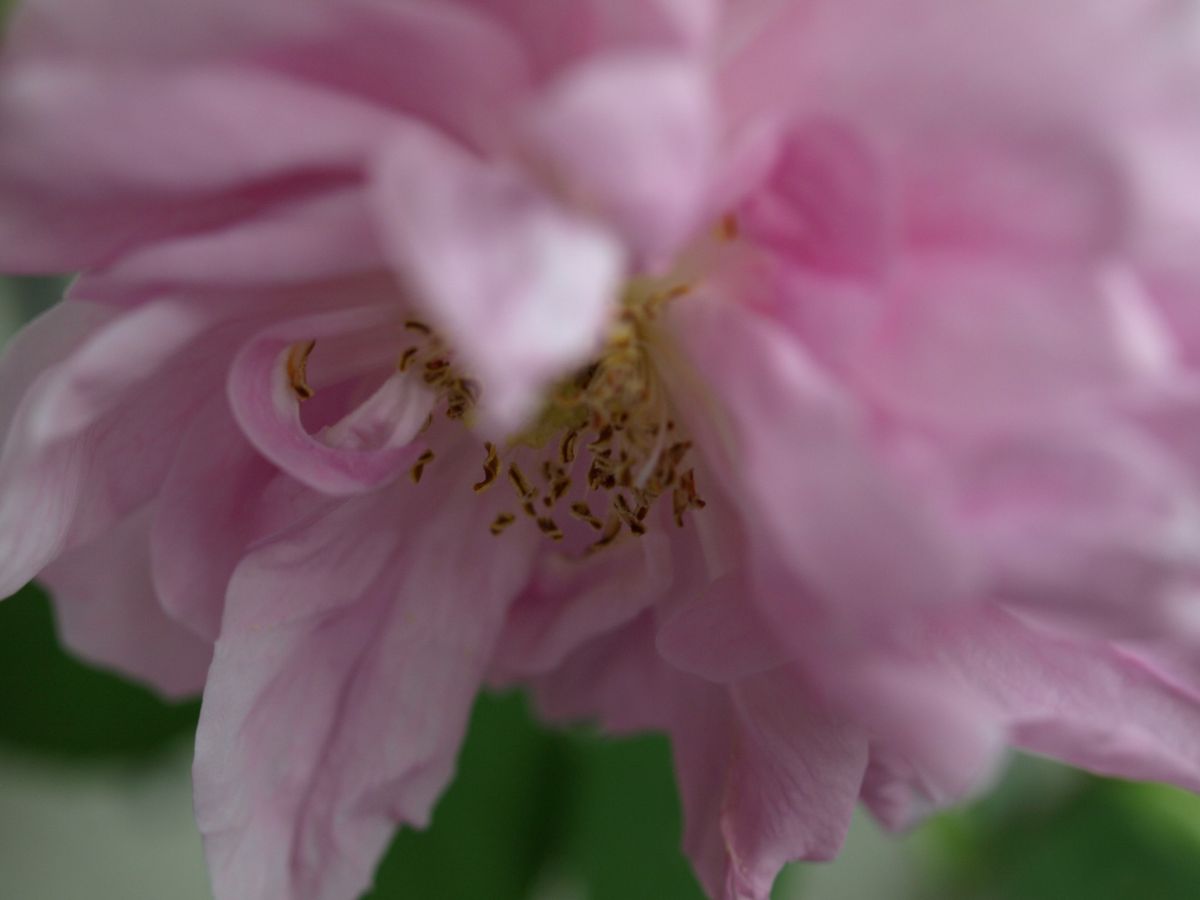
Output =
[
  {"x1": 0, "y1": 63, "x2": 395, "y2": 272},
  {"x1": 670, "y1": 293, "x2": 970, "y2": 638},
  {"x1": 371, "y1": 123, "x2": 625, "y2": 428},
  {"x1": 492, "y1": 534, "x2": 672, "y2": 680},
  {"x1": 39, "y1": 505, "x2": 212, "y2": 697},
  {"x1": 150, "y1": 399, "x2": 275, "y2": 642},
  {"x1": 526, "y1": 53, "x2": 713, "y2": 262},
  {"x1": 738, "y1": 118, "x2": 889, "y2": 278},
  {"x1": 0, "y1": 298, "x2": 237, "y2": 597}
]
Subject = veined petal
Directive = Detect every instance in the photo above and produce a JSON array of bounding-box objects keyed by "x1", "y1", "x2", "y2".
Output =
[
  {"x1": 195, "y1": 448, "x2": 537, "y2": 900},
  {"x1": 151, "y1": 398, "x2": 276, "y2": 643},
  {"x1": 669, "y1": 294, "x2": 971, "y2": 638},
  {"x1": 0, "y1": 298, "x2": 237, "y2": 597},
  {"x1": 944, "y1": 607, "x2": 1200, "y2": 793},
  {"x1": 371, "y1": 122, "x2": 626, "y2": 430},
  {"x1": 39, "y1": 505, "x2": 212, "y2": 697},
  {"x1": 720, "y1": 670, "x2": 868, "y2": 900}
]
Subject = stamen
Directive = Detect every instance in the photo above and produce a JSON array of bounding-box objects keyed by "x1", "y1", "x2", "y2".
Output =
[
  {"x1": 536, "y1": 516, "x2": 564, "y2": 541},
  {"x1": 569, "y1": 501, "x2": 604, "y2": 531},
  {"x1": 507, "y1": 463, "x2": 535, "y2": 500},
  {"x1": 397, "y1": 347, "x2": 419, "y2": 372},
  {"x1": 588, "y1": 515, "x2": 623, "y2": 554},
  {"x1": 560, "y1": 430, "x2": 579, "y2": 465},
  {"x1": 473, "y1": 443, "x2": 499, "y2": 493},
  {"x1": 286, "y1": 340, "x2": 316, "y2": 401},
  {"x1": 410, "y1": 449, "x2": 435, "y2": 484},
  {"x1": 490, "y1": 513, "x2": 516, "y2": 536}
]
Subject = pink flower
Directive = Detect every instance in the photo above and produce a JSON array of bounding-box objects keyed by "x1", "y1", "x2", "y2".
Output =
[{"x1": 4, "y1": 1, "x2": 1200, "y2": 899}]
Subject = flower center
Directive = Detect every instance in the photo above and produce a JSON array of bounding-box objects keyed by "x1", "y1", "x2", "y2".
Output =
[{"x1": 397, "y1": 277, "x2": 706, "y2": 553}]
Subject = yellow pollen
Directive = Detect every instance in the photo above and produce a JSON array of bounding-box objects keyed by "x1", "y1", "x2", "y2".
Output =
[{"x1": 395, "y1": 267, "x2": 709, "y2": 553}]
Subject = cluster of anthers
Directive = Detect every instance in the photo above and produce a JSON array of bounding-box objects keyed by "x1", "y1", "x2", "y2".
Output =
[{"x1": 394, "y1": 281, "x2": 707, "y2": 554}]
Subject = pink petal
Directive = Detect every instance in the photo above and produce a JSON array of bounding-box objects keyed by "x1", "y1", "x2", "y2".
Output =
[
  {"x1": 738, "y1": 118, "x2": 889, "y2": 278},
  {"x1": 371, "y1": 123, "x2": 625, "y2": 429},
  {"x1": 656, "y1": 570, "x2": 794, "y2": 683},
  {"x1": 669, "y1": 294, "x2": 971, "y2": 638},
  {"x1": 492, "y1": 535, "x2": 672, "y2": 680},
  {"x1": 859, "y1": 257, "x2": 1176, "y2": 430},
  {"x1": 151, "y1": 398, "x2": 276, "y2": 642},
  {"x1": 0, "y1": 298, "x2": 235, "y2": 597},
  {"x1": 194, "y1": 449, "x2": 537, "y2": 900},
  {"x1": 102, "y1": 187, "x2": 385, "y2": 288},
  {"x1": 227, "y1": 308, "x2": 434, "y2": 495},
  {"x1": 719, "y1": 671, "x2": 868, "y2": 900},
  {"x1": 477, "y1": 0, "x2": 716, "y2": 77},
  {"x1": 0, "y1": 62, "x2": 395, "y2": 271},
  {"x1": 535, "y1": 618, "x2": 866, "y2": 900},
  {"x1": 525, "y1": 52, "x2": 713, "y2": 262},
  {"x1": 944, "y1": 607, "x2": 1200, "y2": 793},
  {"x1": 39, "y1": 505, "x2": 212, "y2": 697}
]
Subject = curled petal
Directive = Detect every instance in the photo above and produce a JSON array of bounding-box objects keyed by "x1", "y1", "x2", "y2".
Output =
[{"x1": 227, "y1": 308, "x2": 434, "y2": 495}]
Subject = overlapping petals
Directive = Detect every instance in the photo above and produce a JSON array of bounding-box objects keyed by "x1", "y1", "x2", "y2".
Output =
[{"x1": 4, "y1": 2, "x2": 1200, "y2": 900}]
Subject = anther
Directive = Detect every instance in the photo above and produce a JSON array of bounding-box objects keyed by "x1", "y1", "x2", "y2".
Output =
[
  {"x1": 588, "y1": 515, "x2": 623, "y2": 554},
  {"x1": 286, "y1": 340, "x2": 316, "y2": 402},
  {"x1": 397, "y1": 347, "x2": 419, "y2": 373},
  {"x1": 569, "y1": 501, "x2": 604, "y2": 531},
  {"x1": 490, "y1": 513, "x2": 516, "y2": 536},
  {"x1": 410, "y1": 449, "x2": 435, "y2": 484},
  {"x1": 404, "y1": 320, "x2": 432, "y2": 335},
  {"x1": 507, "y1": 463, "x2": 535, "y2": 500},
  {"x1": 473, "y1": 443, "x2": 499, "y2": 493},
  {"x1": 536, "y1": 517, "x2": 564, "y2": 541},
  {"x1": 560, "y1": 430, "x2": 579, "y2": 465}
]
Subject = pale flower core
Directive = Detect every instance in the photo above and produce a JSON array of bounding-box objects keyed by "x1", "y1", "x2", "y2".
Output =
[{"x1": 285, "y1": 227, "x2": 730, "y2": 554}]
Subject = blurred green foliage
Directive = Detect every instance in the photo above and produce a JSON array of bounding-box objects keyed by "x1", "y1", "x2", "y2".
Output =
[{"x1": 0, "y1": 584, "x2": 200, "y2": 759}]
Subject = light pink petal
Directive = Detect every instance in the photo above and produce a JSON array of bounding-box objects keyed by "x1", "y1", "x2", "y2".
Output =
[
  {"x1": 656, "y1": 570, "x2": 793, "y2": 683},
  {"x1": 5, "y1": 0, "x2": 324, "y2": 62},
  {"x1": 943, "y1": 607, "x2": 1200, "y2": 793},
  {"x1": 102, "y1": 187, "x2": 384, "y2": 288},
  {"x1": 525, "y1": 52, "x2": 713, "y2": 262},
  {"x1": 371, "y1": 123, "x2": 625, "y2": 429},
  {"x1": 150, "y1": 398, "x2": 276, "y2": 643},
  {"x1": 0, "y1": 298, "x2": 238, "y2": 597},
  {"x1": 902, "y1": 130, "x2": 1126, "y2": 260},
  {"x1": 535, "y1": 618, "x2": 866, "y2": 900},
  {"x1": 39, "y1": 505, "x2": 212, "y2": 697},
  {"x1": 954, "y1": 423, "x2": 1200, "y2": 637},
  {"x1": 195, "y1": 450, "x2": 537, "y2": 900},
  {"x1": 0, "y1": 62, "x2": 396, "y2": 271},
  {"x1": 669, "y1": 294, "x2": 971, "y2": 637},
  {"x1": 719, "y1": 671, "x2": 868, "y2": 900},
  {"x1": 23, "y1": 299, "x2": 214, "y2": 445},
  {"x1": 492, "y1": 535, "x2": 671, "y2": 681},
  {"x1": 738, "y1": 118, "x2": 889, "y2": 278},
  {"x1": 227, "y1": 308, "x2": 434, "y2": 495},
  {"x1": 477, "y1": 0, "x2": 716, "y2": 77},
  {"x1": 859, "y1": 258, "x2": 1176, "y2": 430}
]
